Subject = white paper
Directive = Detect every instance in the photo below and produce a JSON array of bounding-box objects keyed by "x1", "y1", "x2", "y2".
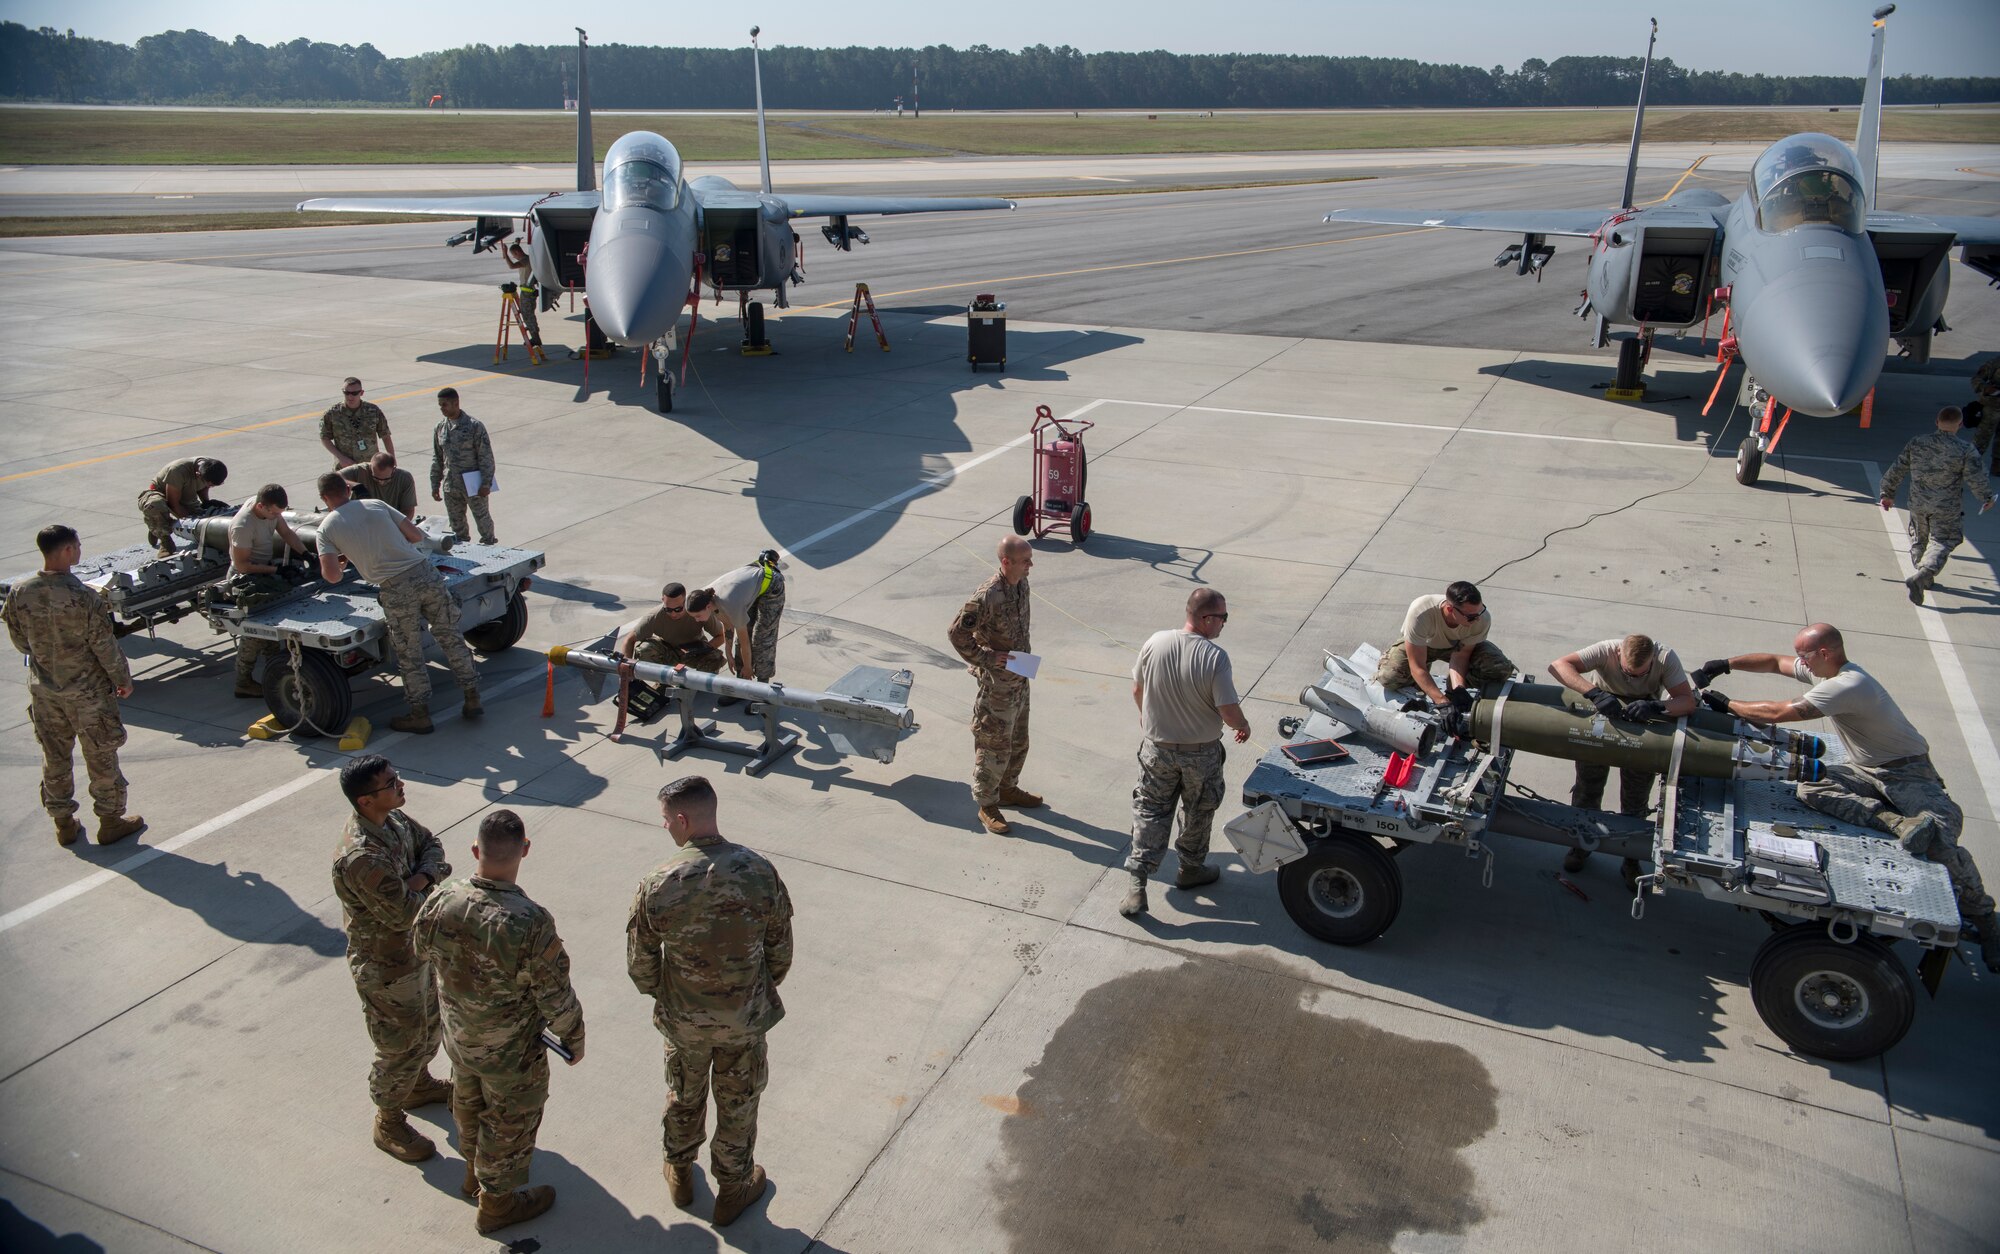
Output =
[
  {"x1": 461, "y1": 471, "x2": 481, "y2": 494},
  {"x1": 1748, "y1": 830, "x2": 1820, "y2": 868},
  {"x1": 1004, "y1": 652, "x2": 1041, "y2": 680}
]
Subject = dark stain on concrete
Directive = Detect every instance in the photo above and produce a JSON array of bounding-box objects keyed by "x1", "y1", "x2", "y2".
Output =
[{"x1": 995, "y1": 962, "x2": 1498, "y2": 1253}]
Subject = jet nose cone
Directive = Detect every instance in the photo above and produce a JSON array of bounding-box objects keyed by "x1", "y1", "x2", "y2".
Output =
[
  {"x1": 1733, "y1": 236, "x2": 1888, "y2": 418},
  {"x1": 585, "y1": 220, "x2": 686, "y2": 345}
]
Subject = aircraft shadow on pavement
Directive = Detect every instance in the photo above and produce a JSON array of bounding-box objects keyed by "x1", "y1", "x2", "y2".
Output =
[
  {"x1": 418, "y1": 321, "x2": 1137, "y2": 570},
  {"x1": 0, "y1": 1199, "x2": 104, "y2": 1254}
]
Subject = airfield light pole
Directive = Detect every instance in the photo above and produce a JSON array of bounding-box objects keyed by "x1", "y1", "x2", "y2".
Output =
[{"x1": 912, "y1": 64, "x2": 920, "y2": 119}]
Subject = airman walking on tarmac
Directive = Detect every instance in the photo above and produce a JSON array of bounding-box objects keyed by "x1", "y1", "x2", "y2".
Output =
[
  {"x1": 332, "y1": 755, "x2": 455, "y2": 1164},
  {"x1": 628, "y1": 776, "x2": 793, "y2": 1227},
  {"x1": 413, "y1": 809, "x2": 585, "y2": 1236},
  {"x1": 1879, "y1": 406, "x2": 1995, "y2": 604},
  {"x1": 948, "y1": 535, "x2": 1041, "y2": 835},
  {"x1": 2, "y1": 525, "x2": 145, "y2": 847}
]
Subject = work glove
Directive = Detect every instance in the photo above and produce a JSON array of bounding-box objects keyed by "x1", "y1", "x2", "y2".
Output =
[
  {"x1": 1690, "y1": 658, "x2": 1732, "y2": 688},
  {"x1": 1621, "y1": 698, "x2": 1667, "y2": 723},
  {"x1": 1400, "y1": 697, "x2": 1430, "y2": 713},
  {"x1": 1443, "y1": 685, "x2": 1475, "y2": 712},
  {"x1": 1700, "y1": 689, "x2": 1734, "y2": 715},
  {"x1": 1584, "y1": 687, "x2": 1622, "y2": 718}
]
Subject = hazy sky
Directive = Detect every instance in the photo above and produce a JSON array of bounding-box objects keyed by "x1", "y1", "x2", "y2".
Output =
[{"x1": 3, "y1": 0, "x2": 1997, "y2": 79}]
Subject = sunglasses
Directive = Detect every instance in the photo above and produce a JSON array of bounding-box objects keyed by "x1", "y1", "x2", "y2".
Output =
[
  {"x1": 1202, "y1": 612, "x2": 1229, "y2": 622},
  {"x1": 661, "y1": 602, "x2": 686, "y2": 614},
  {"x1": 344, "y1": 389, "x2": 364, "y2": 397}
]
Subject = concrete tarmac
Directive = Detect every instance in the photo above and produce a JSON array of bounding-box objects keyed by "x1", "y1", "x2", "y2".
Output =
[{"x1": 0, "y1": 151, "x2": 1997, "y2": 1253}]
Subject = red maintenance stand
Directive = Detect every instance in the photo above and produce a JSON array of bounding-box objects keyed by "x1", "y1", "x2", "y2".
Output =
[{"x1": 1011, "y1": 404, "x2": 1094, "y2": 544}]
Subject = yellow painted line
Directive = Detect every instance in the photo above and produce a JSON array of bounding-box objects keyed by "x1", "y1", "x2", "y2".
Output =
[
  {"x1": 1653, "y1": 154, "x2": 1711, "y2": 202},
  {"x1": 0, "y1": 371, "x2": 509, "y2": 483},
  {"x1": 776, "y1": 225, "x2": 1439, "y2": 315},
  {"x1": 1954, "y1": 166, "x2": 2000, "y2": 179}
]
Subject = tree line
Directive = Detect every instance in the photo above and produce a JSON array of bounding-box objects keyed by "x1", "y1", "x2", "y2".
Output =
[{"x1": 4, "y1": 23, "x2": 1995, "y2": 110}]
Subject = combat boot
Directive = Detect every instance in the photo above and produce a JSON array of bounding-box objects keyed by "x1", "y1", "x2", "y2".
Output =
[
  {"x1": 1905, "y1": 572, "x2": 1929, "y2": 605},
  {"x1": 711, "y1": 1165, "x2": 768, "y2": 1228},
  {"x1": 461, "y1": 689, "x2": 484, "y2": 721},
  {"x1": 665, "y1": 1161, "x2": 694, "y2": 1208},
  {"x1": 1879, "y1": 812, "x2": 1938, "y2": 856},
  {"x1": 404, "y1": 1072, "x2": 453, "y2": 1109},
  {"x1": 1560, "y1": 847, "x2": 1590, "y2": 874},
  {"x1": 390, "y1": 705, "x2": 434, "y2": 735},
  {"x1": 998, "y1": 785, "x2": 1044, "y2": 809},
  {"x1": 1620, "y1": 859, "x2": 1644, "y2": 894},
  {"x1": 53, "y1": 816, "x2": 81, "y2": 848},
  {"x1": 977, "y1": 805, "x2": 1011, "y2": 835},
  {"x1": 233, "y1": 680, "x2": 263, "y2": 700},
  {"x1": 1173, "y1": 861, "x2": 1221, "y2": 890},
  {"x1": 372, "y1": 1110, "x2": 436, "y2": 1163},
  {"x1": 461, "y1": 1158, "x2": 479, "y2": 1200},
  {"x1": 476, "y1": 1185, "x2": 555, "y2": 1234},
  {"x1": 94, "y1": 815, "x2": 145, "y2": 846},
  {"x1": 1119, "y1": 873, "x2": 1148, "y2": 918}
]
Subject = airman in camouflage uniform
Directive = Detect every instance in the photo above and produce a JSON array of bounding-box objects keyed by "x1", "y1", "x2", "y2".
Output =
[
  {"x1": 321, "y1": 377, "x2": 394, "y2": 469},
  {"x1": 1880, "y1": 406, "x2": 1996, "y2": 604},
  {"x1": 430, "y1": 388, "x2": 498, "y2": 546},
  {"x1": 1968, "y1": 356, "x2": 1998, "y2": 464},
  {"x1": 332, "y1": 755, "x2": 454, "y2": 1163},
  {"x1": 947, "y1": 536, "x2": 1041, "y2": 835},
  {"x1": 315, "y1": 473, "x2": 482, "y2": 734},
  {"x1": 413, "y1": 809, "x2": 584, "y2": 1236},
  {"x1": 628, "y1": 776, "x2": 793, "y2": 1227},
  {"x1": 2, "y1": 525, "x2": 144, "y2": 847},
  {"x1": 136, "y1": 457, "x2": 226, "y2": 555}
]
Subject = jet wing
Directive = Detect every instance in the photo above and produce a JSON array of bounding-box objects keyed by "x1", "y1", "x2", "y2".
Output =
[
  {"x1": 295, "y1": 191, "x2": 600, "y2": 217},
  {"x1": 1322, "y1": 207, "x2": 1618, "y2": 238},
  {"x1": 771, "y1": 194, "x2": 1014, "y2": 219},
  {"x1": 1866, "y1": 210, "x2": 2000, "y2": 248}
]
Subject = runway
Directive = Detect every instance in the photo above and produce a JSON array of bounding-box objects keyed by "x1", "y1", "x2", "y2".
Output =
[
  {"x1": 9, "y1": 153, "x2": 1998, "y2": 368},
  {"x1": 1, "y1": 143, "x2": 1998, "y2": 1253}
]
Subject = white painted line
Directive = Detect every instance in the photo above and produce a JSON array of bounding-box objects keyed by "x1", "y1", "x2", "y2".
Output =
[
  {"x1": 783, "y1": 398, "x2": 1109, "y2": 558},
  {"x1": 1111, "y1": 399, "x2": 1875, "y2": 466},
  {"x1": 0, "y1": 663, "x2": 549, "y2": 935},
  {"x1": 1112, "y1": 399, "x2": 1701, "y2": 452},
  {"x1": 1866, "y1": 459, "x2": 2000, "y2": 828}
]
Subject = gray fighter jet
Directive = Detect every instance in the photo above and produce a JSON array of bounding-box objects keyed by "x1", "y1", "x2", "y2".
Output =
[
  {"x1": 299, "y1": 29, "x2": 1013, "y2": 412},
  {"x1": 1321, "y1": 7, "x2": 2000, "y2": 484}
]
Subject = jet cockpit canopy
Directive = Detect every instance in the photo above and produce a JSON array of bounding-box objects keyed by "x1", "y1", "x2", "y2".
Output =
[
  {"x1": 1750, "y1": 134, "x2": 1866, "y2": 234},
  {"x1": 603, "y1": 133, "x2": 683, "y2": 213}
]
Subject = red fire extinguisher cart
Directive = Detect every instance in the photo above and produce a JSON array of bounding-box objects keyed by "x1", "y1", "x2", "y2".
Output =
[{"x1": 1011, "y1": 404, "x2": 1093, "y2": 544}]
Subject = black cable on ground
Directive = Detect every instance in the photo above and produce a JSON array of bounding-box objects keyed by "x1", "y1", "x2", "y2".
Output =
[{"x1": 1480, "y1": 402, "x2": 1744, "y2": 586}]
